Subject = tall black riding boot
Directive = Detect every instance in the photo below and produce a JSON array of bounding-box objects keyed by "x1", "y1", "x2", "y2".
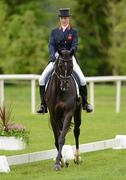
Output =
[
  {"x1": 37, "y1": 85, "x2": 48, "y2": 114},
  {"x1": 79, "y1": 85, "x2": 93, "y2": 113}
]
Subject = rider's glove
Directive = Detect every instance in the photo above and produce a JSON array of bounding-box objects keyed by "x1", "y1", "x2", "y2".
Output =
[
  {"x1": 50, "y1": 56, "x2": 56, "y2": 62},
  {"x1": 70, "y1": 49, "x2": 75, "y2": 56}
]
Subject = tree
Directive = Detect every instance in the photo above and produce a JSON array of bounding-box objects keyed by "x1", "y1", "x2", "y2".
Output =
[
  {"x1": 0, "y1": 1, "x2": 8, "y2": 73},
  {"x1": 74, "y1": 0, "x2": 111, "y2": 76},
  {"x1": 0, "y1": 0, "x2": 77, "y2": 74},
  {"x1": 4, "y1": 11, "x2": 48, "y2": 73},
  {"x1": 0, "y1": 0, "x2": 50, "y2": 74},
  {"x1": 109, "y1": 0, "x2": 126, "y2": 75}
]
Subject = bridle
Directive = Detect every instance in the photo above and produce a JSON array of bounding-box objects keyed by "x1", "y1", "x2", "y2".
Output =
[
  {"x1": 54, "y1": 55, "x2": 73, "y2": 91},
  {"x1": 54, "y1": 58, "x2": 72, "y2": 80}
]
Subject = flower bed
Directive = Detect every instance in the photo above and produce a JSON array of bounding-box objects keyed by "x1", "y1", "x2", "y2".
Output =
[{"x1": 0, "y1": 106, "x2": 29, "y2": 150}]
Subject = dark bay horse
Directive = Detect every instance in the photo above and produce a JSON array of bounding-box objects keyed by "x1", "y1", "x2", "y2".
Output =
[{"x1": 45, "y1": 50, "x2": 82, "y2": 170}]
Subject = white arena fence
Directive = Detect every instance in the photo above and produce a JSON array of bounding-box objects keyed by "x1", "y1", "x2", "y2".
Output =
[{"x1": 0, "y1": 74, "x2": 126, "y2": 113}]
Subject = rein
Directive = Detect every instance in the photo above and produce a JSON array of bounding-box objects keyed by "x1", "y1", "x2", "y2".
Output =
[{"x1": 53, "y1": 51, "x2": 73, "y2": 92}]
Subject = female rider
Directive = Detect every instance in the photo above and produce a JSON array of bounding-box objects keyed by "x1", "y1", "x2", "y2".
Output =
[{"x1": 37, "y1": 8, "x2": 93, "y2": 114}]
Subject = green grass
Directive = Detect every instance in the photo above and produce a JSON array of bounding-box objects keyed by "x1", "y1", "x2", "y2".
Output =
[
  {"x1": 0, "y1": 83, "x2": 126, "y2": 179},
  {"x1": 1, "y1": 83, "x2": 125, "y2": 156},
  {"x1": 0, "y1": 149, "x2": 126, "y2": 180}
]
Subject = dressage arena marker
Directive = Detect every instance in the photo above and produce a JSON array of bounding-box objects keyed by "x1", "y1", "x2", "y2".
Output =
[
  {"x1": 0, "y1": 156, "x2": 10, "y2": 173},
  {"x1": 0, "y1": 135, "x2": 125, "y2": 172}
]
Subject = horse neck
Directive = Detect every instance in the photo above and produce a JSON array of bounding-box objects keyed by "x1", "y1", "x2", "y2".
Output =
[{"x1": 53, "y1": 73, "x2": 61, "y2": 91}]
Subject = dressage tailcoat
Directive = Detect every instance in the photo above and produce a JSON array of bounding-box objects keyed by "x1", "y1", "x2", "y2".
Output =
[{"x1": 48, "y1": 26, "x2": 78, "y2": 62}]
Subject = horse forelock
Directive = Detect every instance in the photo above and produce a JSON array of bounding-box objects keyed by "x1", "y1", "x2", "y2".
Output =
[
  {"x1": 59, "y1": 50, "x2": 72, "y2": 61},
  {"x1": 58, "y1": 56, "x2": 72, "y2": 63}
]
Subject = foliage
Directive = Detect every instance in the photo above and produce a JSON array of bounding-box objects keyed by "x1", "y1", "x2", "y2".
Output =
[
  {"x1": 0, "y1": 106, "x2": 12, "y2": 130},
  {"x1": 0, "y1": 106, "x2": 29, "y2": 144},
  {"x1": 108, "y1": 0, "x2": 126, "y2": 75},
  {"x1": 0, "y1": 0, "x2": 126, "y2": 75},
  {"x1": 4, "y1": 11, "x2": 48, "y2": 74},
  {"x1": 0, "y1": 0, "x2": 49, "y2": 74},
  {"x1": 73, "y1": 0, "x2": 111, "y2": 76}
]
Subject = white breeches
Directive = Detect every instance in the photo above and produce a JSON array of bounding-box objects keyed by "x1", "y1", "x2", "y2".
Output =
[
  {"x1": 72, "y1": 56, "x2": 86, "y2": 86},
  {"x1": 39, "y1": 62, "x2": 54, "y2": 85},
  {"x1": 39, "y1": 56, "x2": 86, "y2": 86}
]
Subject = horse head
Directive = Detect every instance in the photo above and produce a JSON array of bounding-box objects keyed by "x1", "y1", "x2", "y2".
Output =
[{"x1": 54, "y1": 50, "x2": 73, "y2": 91}]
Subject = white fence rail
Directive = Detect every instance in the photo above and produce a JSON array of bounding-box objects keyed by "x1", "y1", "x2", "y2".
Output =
[{"x1": 0, "y1": 75, "x2": 126, "y2": 113}]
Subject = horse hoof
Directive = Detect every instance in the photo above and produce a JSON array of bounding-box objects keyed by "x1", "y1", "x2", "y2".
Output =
[
  {"x1": 61, "y1": 163, "x2": 64, "y2": 168},
  {"x1": 74, "y1": 156, "x2": 82, "y2": 164},
  {"x1": 54, "y1": 164, "x2": 61, "y2": 171},
  {"x1": 60, "y1": 159, "x2": 65, "y2": 168},
  {"x1": 65, "y1": 161, "x2": 69, "y2": 168}
]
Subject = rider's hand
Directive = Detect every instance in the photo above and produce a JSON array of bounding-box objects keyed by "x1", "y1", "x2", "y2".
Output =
[
  {"x1": 50, "y1": 56, "x2": 56, "y2": 62},
  {"x1": 70, "y1": 49, "x2": 74, "y2": 56}
]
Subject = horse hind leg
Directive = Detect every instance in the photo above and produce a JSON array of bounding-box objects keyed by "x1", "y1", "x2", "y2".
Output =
[{"x1": 73, "y1": 103, "x2": 82, "y2": 164}]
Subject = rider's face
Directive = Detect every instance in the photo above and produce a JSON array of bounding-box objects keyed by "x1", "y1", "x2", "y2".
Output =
[{"x1": 60, "y1": 17, "x2": 70, "y2": 27}]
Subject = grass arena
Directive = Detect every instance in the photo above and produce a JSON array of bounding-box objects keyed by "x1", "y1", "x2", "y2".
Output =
[{"x1": 0, "y1": 83, "x2": 126, "y2": 179}]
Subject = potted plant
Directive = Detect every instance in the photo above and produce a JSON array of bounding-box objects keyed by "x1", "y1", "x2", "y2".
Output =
[{"x1": 0, "y1": 106, "x2": 29, "y2": 150}]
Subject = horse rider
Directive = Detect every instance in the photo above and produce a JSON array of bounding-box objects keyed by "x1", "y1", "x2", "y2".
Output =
[{"x1": 37, "y1": 8, "x2": 93, "y2": 114}]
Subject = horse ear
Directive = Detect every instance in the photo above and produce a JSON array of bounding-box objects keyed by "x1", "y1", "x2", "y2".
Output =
[{"x1": 58, "y1": 50, "x2": 62, "y2": 56}]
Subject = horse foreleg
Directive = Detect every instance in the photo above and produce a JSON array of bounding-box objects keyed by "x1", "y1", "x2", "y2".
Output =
[
  {"x1": 74, "y1": 105, "x2": 82, "y2": 164},
  {"x1": 51, "y1": 121, "x2": 65, "y2": 168},
  {"x1": 54, "y1": 112, "x2": 72, "y2": 171},
  {"x1": 51, "y1": 124, "x2": 60, "y2": 152}
]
